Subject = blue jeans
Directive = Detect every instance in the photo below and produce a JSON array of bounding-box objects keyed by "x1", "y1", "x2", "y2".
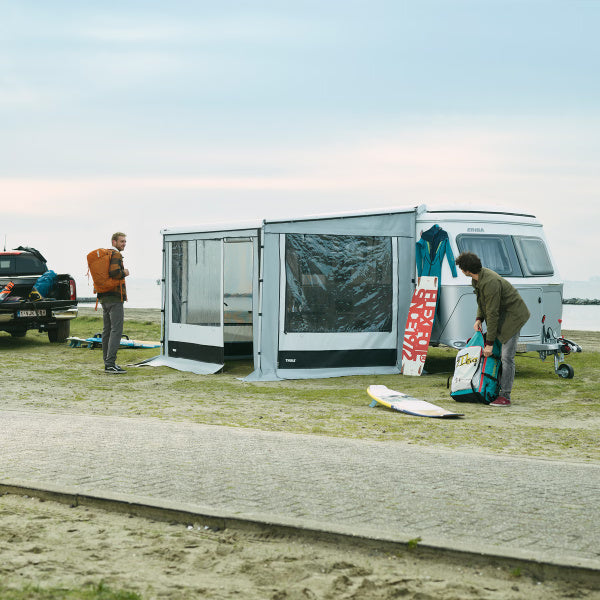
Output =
[{"x1": 102, "y1": 302, "x2": 124, "y2": 367}]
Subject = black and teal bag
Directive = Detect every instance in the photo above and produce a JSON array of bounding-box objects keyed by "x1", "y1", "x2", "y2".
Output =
[
  {"x1": 31, "y1": 270, "x2": 57, "y2": 298},
  {"x1": 450, "y1": 332, "x2": 502, "y2": 404}
]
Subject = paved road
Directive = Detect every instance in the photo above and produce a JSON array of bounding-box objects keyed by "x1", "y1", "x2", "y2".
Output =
[{"x1": 1, "y1": 409, "x2": 598, "y2": 569}]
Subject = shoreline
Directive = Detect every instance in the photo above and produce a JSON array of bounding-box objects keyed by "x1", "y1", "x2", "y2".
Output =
[{"x1": 563, "y1": 299, "x2": 600, "y2": 305}]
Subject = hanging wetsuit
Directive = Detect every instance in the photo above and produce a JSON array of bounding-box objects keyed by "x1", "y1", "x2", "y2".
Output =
[
  {"x1": 416, "y1": 225, "x2": 458, "y2": 319},
  {"x1": 416, "y1": 225, "x2": 458, "y2": 279}
]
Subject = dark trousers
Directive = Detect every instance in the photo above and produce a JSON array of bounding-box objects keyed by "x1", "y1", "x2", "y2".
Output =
[{"x1": 102, "y1": 302, "x2": 124, "y2": 367}]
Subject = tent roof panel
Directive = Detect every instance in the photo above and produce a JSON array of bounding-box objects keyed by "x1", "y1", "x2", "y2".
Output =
[
  {"x1": 160, "y1": 206, "x2": 423, "y2": 237},
  {"x1": 263, "y1": 205, "x2": 420, "y2": 226},
  {"x1": 161, "y1": 220, "x2": 262, "y2": 237}
]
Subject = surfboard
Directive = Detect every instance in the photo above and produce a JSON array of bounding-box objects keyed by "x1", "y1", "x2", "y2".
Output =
[
  {"x1": 401, "y1": 275, "x2": 438, "y2": 376},
  {"x1": 117, "y1": 338, "x2": 161, "y2": 349},
  {"x1": 367, "y1": 384, "x2": 463, "y2": 418},
  {"x1": 67, "y1": 336, "x2": 100, "y2": 348},
  {"x1": 0, "y1": 281, "x2": 15, "y2": 302},
  {"x1": 67, "y1": 336, "x2": 160, "y2": 349}
]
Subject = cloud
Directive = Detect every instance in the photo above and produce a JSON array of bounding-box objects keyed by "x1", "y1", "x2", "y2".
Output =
[
  {"x1": 2, "y1": 116, "x2": 599, "y2": 280},
  {"x1": 2, "y1": 118, "x2": 599, "y2": 205}
]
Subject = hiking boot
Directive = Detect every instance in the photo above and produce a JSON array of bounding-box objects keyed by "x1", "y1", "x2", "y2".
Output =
[
  {"x1": 490, "y1": 396, "x2": 511, "y2": 407},
  {"x1": 105, "y1": 365, "x2": 127, "y2": 374}
]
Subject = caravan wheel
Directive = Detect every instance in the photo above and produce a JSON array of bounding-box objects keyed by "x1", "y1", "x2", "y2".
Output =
[{"x1": 556, "y1": 363, "x2": 574, "y2": 379}]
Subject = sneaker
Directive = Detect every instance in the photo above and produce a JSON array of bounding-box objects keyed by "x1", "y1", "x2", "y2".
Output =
[
  {"x1": 105, "y1": 365, "x2": 127, "y2": 374},
  {"x1": 490, "y1": 396, "x2": 511, "y2": 407}
]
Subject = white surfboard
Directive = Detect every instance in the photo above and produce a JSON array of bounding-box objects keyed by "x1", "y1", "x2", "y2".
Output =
[{"x1": 367, "y1": 384, "x2": 463, "y2": 418}]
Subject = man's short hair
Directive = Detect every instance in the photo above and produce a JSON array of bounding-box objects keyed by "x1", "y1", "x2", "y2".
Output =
[
  {"x1": 112, "y1": 232, "x2": 127, "y2": 242},
  {"x1": 455, "y1": 252, "x2": 482, "y2": 274}
]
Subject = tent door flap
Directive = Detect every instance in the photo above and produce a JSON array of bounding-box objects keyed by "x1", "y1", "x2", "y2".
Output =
[{"x1": 166, "y1": 238, "x2": 224, "y2": 370}]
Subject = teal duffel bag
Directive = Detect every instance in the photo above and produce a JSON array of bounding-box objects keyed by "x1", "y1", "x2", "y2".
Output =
[{"x1": 450, "y1": 331, "x2": 502, "y2": 404}]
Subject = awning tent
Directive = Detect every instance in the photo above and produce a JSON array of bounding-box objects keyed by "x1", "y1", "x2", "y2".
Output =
[{"x1": 151, "y1": 207, "x2": 418, "y2": 381}]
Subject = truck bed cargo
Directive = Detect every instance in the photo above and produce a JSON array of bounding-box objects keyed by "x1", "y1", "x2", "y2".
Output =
[{"x1": 0, "y1": 248, "x2": 78, "y2": 342}]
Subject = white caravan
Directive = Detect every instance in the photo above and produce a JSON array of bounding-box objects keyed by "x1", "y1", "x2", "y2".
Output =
[
  {"x1": 150, "y1": 205, "x2": 576, "y2": 381},
  {"x1": 417, "y1": 207, "x2": 561, "y2": 345}
]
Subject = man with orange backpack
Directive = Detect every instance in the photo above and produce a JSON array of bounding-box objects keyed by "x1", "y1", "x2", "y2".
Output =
[{"x1": 97, "y1": 232, "x2": 129, "y2": 374}]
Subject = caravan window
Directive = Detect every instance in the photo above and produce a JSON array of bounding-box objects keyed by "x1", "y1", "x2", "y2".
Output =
[
  {"x1": 170, "y1": 240, "x2": 221, "y2": 326},
  {"x1": 284, "y1": 234, "x2": 393, "y2": 333},
  {"x1": 457, "y1": 234, "x2": 554, "y2": 277},
  {"x1": 456, "y1": 234, "x2": 522, "y2": 277},
  {"x1": 513, "y1": 236, "x2": 553, "y2": 276}
]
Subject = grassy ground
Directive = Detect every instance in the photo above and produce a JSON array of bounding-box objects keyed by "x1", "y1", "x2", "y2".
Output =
[
  {"x1": 0, "y1": 582, "x2": 140, "y2": 600},
  {"x1": 1, "y1": 311, "x2": 598, "y2": 462}
]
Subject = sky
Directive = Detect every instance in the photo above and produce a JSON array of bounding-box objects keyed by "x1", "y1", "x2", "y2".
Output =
[{"x1": 1, "y1": 0, "x2": 599, "y2": 290}]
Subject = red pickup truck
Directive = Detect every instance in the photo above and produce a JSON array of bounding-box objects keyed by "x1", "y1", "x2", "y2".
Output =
[{"x1": 0, "y1": 247, "x2": 78, "y2": 343}]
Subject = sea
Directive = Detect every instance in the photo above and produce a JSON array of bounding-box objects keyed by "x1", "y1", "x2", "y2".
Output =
[
  {"x1": 76, "y1": 278, "x2": 600, "y2": 332},
  {"x1": 76, "y1": 277, "x2": 162, "y2": 309},
  {"x1": 561, "y1": 280, "x2": 600, "y2": 331}
]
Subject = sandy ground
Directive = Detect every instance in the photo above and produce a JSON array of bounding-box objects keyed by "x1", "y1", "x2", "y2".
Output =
[{"x1": 0, "y1": 494, "x2": 595, "y2": 600}]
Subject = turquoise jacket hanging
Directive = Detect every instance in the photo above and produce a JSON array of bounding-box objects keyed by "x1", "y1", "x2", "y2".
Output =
[{"x1": 416, "y1": 225, "x2": 458, "y2": 280}]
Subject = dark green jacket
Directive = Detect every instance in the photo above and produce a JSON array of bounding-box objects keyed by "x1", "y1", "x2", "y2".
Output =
[{"x1": 472, "y1": 268, "x2": 530, "y2": 345}]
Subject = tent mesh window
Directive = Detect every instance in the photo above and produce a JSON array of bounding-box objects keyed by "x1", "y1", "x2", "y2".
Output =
[
  {"x1": 170, "y1": 240, "x2": 221, "y2": 326},
  {"x1": 284, "y1": 234, "x2": 392, "y2": 333}
]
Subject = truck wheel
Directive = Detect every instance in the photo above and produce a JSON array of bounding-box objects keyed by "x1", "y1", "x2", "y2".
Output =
[
  {"x1": 556, "y1": 363, "x2": 574, "y2": 379},
  {"x1": 48, "y1": 320, "x2": 70, "y2": 343},
  {"x1": 10, "y1": 329, "x2": 27, "y2": 338}
]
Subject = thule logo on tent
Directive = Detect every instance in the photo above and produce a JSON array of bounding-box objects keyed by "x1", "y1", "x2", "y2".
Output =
[
  {"x1": 285, "y1": 358, "x2": 296, "y2": 363},
  {"x1": 467, "y1": 227, "x2": 485, "y2": 232}
]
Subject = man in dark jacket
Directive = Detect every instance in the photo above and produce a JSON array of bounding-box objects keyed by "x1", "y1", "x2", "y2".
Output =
[
  {"x1": 455, "y1": 251, "x2": 530, "y2": 406},
  {"x1": 98, "y1": 232, "x2": 129, "y2": 374}
]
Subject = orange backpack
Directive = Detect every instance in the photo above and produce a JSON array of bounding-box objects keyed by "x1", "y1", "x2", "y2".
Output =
[{"x1": 86, "y1": 248, "x2": 122, "y2": 294}]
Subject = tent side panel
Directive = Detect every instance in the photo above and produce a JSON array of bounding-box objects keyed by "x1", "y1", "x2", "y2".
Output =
[
  {"x1": 251, "y1": 233, "x2": 262, "y2": 372},
  {"x1": 160, "y1": 236, "x2": 225, "y2": 373},
  {"x1": 395, "y1": 226, "x2": 417, "y2": 368},
  {"x1": 247, "y1": 210, "x2": 418, "y2": 381},
  {"x1": 248, "y1": 232, "x2": 281, "y2": 380},
  {"x1": 272, "y1": 211, "x2": 416, "y2": 380}
]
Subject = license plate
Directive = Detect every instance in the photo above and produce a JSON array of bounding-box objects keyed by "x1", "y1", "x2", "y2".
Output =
[{"x1": 17, "y1": 309, "x2": 47, "y2": 317}]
